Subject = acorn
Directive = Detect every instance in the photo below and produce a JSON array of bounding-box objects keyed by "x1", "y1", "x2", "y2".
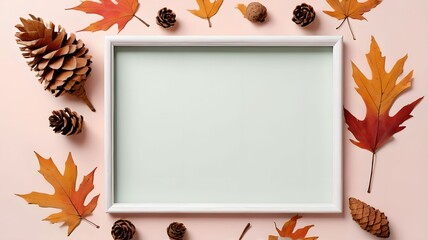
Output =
[{"x1": 246, "y1": 2, "x2": 267, "y2": 22}]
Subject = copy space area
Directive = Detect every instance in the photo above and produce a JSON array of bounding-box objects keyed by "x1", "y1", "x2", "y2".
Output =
[{"x1": 114, "y1": 46, "x2": 334, "y2": 204}]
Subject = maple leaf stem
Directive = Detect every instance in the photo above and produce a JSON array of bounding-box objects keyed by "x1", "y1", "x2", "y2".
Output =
[
  {"x1": 367, "y1": 152, "x2": 376, "y2": 193},
  {"x1": 133, "y1": 15, "x2": 150, "y2": 27},
  {"x1": 81, "y1": 217, "x2": 100, "y2": 229},
  {"x1": 238, "y1": 223, "x2": 251, "y2": 240},
  {"x1": 208, "y1": 18, "x2": 212, "y2": 28},
  {"x1": 336, "y1": 18, "x2": 346, "y2": 30},
  {"x1": 346, "y1": 18, "x2": 356, "y2": 40}
]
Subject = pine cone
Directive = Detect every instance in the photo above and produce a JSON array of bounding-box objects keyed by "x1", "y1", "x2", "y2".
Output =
[
  {"x1": 49, "y1": 107, "x2": 83, "y2": 136},
  {"x1": 292, "y1": 3, "x2": 316, "y2": 27},
  {"x1": 111, "y1": 219, "x2": 136, "y2": 240},
  {"x1": 246, "y1": 2, "x2": 267, "y2": 23},
  {"x1": 15, "y1": 14, "x2": 95, "y2": 112},
  {"x1": 349, "y1": 197, "x2": 390, "y2": 238},
  {"x1": 156, "y1": 8, "x2": 177, "y2": 29},
  {"x1": 167, "y1": 222, "x2": 186, "y2": 240}
]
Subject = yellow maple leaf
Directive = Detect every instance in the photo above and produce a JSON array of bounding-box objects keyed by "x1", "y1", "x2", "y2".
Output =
[
  {"x1": 188, "y1": 0, "x2": 224, "y2": 28},
  {"x1": 323, "y1": 0, "x2": 382, "y2": 39},
  {"x1": 17, "y1": 152, "x2": 99, "y2": 236}
]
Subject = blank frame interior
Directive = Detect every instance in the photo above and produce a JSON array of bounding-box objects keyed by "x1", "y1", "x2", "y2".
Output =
[{"x1": 105, "y1": 36, "x2": 343, "y2": 213}]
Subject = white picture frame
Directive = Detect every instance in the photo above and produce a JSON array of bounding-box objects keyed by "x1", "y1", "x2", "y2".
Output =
[{"x1": 105, "y1": 36, "x2": 343, "y2": 213}]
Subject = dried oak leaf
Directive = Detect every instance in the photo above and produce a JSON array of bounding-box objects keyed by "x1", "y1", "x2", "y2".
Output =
[
  {"x1": 323, "y1": 0, "x2": 382, "y2": 39},
  {"x1": 268, "y1": 215, "x2": 318, "y2": 240},
  {"x1": 188, "y1": 0, "x2": 224, "y2": 28},
  {"x1": 67, "y1": 0, "x2": 149, "y2": 33},
  {"x1": 17, "y1": 152, "x2": 99, "y2": 236},
  {"x1": 344, "y1": 36, "x2": 423, "y2": 193}
]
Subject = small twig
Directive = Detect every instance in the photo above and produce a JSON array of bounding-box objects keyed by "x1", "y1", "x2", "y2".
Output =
[
  {"x1": 239, "y1": 223, "x2": 251, "y2": 240},
  {"x1": 134, "y1": 15, "x2": 150, "y2": 27},
  {"x1": 82, "y1": 217, "x2": 100, "y2": 229}
]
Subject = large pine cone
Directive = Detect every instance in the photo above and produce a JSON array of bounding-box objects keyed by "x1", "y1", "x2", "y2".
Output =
[
  {"x1": 111, "y1": 219, "x2": 136, "y2": 240},
  {"x1": 15, "y1": 14, "x2": 95, "y2": 112},
  {"x1": 156, "y1": 8, "x2": 177, "y2": 29},
  {"x1": 167, "y1": 222, "x2": 186, "y2": 240},
  {"x1": 49, "y1": 107, "x2": 83, "y2": 136},
  {"x1": 349, "y1": 197, "x2": 390, "y2": 238},
  {"x1": 292, "y1": 3, "x2": 316, "y2": 27}
]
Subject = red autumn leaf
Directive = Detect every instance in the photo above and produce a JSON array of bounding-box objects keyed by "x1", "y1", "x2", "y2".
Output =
[
  {"x1": 344, "y1": 36, "x2": 423, "y2": 193},
  {"x1": 67, "y1": 0, "x2": 149, "y2": 33}
]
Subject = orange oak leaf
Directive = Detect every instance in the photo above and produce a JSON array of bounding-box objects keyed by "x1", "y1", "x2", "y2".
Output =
[
  {"x1": 268, "y1": 215, "x2": 318, "y2": 240},
  {"x1": 323, "y1": 0, "x2": 382, "y2": 40},
  {"x1": 188, "y1": 0, "x2": 224, "y2": 28},
  {"x1": 17, "y1": 152, "x2": 99, "y2": 236},
  {"x1": 344, "y1": 36, "x2": 423, "y2": 193},
  {"x1": 67, "y1": 0, "x2": 149, "y2": 33}
]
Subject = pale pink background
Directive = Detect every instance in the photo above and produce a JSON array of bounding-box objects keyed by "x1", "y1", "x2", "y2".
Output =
[{"x1": 1, "y1": 0, "x2": 427, "y2": 239}]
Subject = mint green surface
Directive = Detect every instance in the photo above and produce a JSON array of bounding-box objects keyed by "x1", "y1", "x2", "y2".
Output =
[{"x1": 114, "y1": 46, "x2": 334, "y2": 204}]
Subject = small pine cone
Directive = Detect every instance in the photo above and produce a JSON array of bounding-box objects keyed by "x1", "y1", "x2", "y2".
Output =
[
  {"x1": 167, "y1": 222, "x2": 186, "y2": 240},
  {"x1": 15, "y1": 14, "x2": 95, "y2": 112},
  {"x1": 111, "y1": 219, "x2": 136, "y2": 240},
  {"x1": 156, "y1": 8, "x2": 177, "y2": 29},
  {"x1": 49, "y1": 108, "x2": 83, "y2": 136},
  {"x1": 246, "y1": 2, "x2": 267, "y2": 23},
  {"x1": 292, "y1": 3, "x2": 316, "y2": 27},
  {"x1": 349, "y1": 197, "x2": 390, "y2": 238}
]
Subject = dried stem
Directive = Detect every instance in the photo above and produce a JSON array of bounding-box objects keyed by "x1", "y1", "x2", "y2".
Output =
[
  {"x1": 346, "y1": 18, "x2": 356, "y2": 40},
  {"x1": 134, "y1": 15, "x2": 150, "y2": 27},
  {"x1": 239, "y1": 223, "x2": 251, "y2": 240},
  {"x1": 82, "y1": 217, "x2": 100, "y2": 229},
  {"x1": 336, "y1": 18, "x2": 346, "y2": 30},
  {"x1": 336, "y1": 17, "x2": 356, "y2": 40},
  {"x1": 71, "y1": 85, "x2": 96, "y2": 112},
  {"x1": 367, "y1": 152, "x2": 376, "y2": 193},
  {"x1": 207, "y1": 18, "x2": 212, "y2": 28}
]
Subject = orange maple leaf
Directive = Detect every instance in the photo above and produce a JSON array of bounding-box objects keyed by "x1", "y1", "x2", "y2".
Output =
[
  {"x1": 67, "y1": 0, "x2": 149, "y2": 33},
  {"x1": 344, "y1": 36, "x2": 423, "y2": 193},
  {"x1": 17, "y1": 152, "x2": 99, "y2": 236},
  {"x1": 323, "y1": 0, "x2": 382, "y2": 40},
  {"x1": 188, "y1": 0, "x2": 224, "y2": 28},
  {"x1": 268, "y1": 215, "x2": 318, "y2": 240}
]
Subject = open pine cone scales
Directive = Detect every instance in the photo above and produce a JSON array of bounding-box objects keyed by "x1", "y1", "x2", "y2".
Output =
[
  {"x1": 15, "y1": 14, "x2": 95, "y2": 112},
  {"x1": 156, "y1": 7, "x2": 176, "y2": 29},
  {"x1": 349, "y1": 197, "x2": 390, "y2": 238},
  {"x1": 49, "y1": 107, "x2": 84, "y2": 136}
]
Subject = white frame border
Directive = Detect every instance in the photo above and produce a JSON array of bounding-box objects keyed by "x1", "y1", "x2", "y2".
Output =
[{"x1": 105, "y1": 36, "x2": 343, "y2": 213}]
